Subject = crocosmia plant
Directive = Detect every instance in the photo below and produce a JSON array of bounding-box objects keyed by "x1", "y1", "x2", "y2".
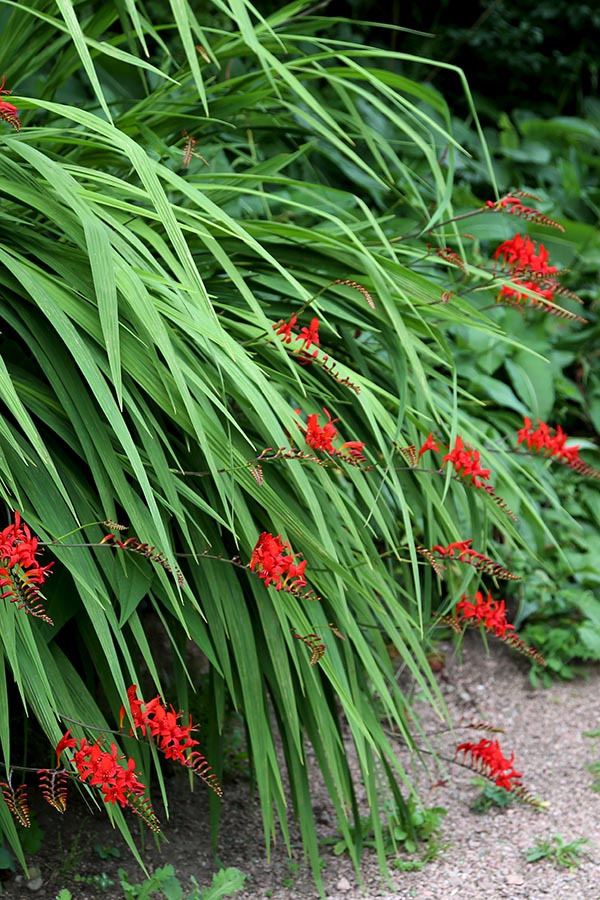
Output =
[{"x1": 0, "y1": 0, "x2": 597, "y2": 889}]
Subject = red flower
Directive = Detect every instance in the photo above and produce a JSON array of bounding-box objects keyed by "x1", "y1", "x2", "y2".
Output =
[
  {"x1": 120, "y1": 687, "x2": 222, "y2": 796},
  {"x1": 144, "y1": 699, "x2": 198, "y2": 760},
  {"x1": 456, "y1": 589, "x2": 515, "y2": 639},
  {"x1": 516, "y1": 415, "x2": 582, "y2": 466},
  {"x1": 455, "y1": 738, "x2": 522, "y2": 791},
  {"x1": 120, "y1": 686, "x2": 199, "y2": 761},
  {"x1": 273, "y1": 314, "x2": 297, "y2": 344},
  {"x1": 516, "y1": 415, "x2": 533, "y2": 446},
  {"x1": 494, "y1": 234, "x2": 559, "y2": 309},
  {"x1": 442, "y1": 436, "x2": 491, "y2": 488},
  {"x1": 426, "y1": 540, "x2": 519, "y2": 580},
  {"x1": 0, "y1": 511, "x2": 51, "y2": 576},
  {"x1": 55, "y1": 730, "x2": 77, "y2": 766},
  {"x1": 71, "y1": 737, "x2": 146, "y2": 808},
  {"x1": 304, "y1": 407, "x2": 338, "y2": 453},
  {"x1": 0, "y1": 76, "x2": 20, "y2": 130},
  {"x1": 119, "y1": 684, "x2": 146, "y2": 732},
  {"x1": 498, "y1": 281, "x2": 555, "y2": 307},
  {"x1": 250, "y1": 531, "x2": 307, "y2": 592},
  {"x1": 485, "y1": 196, "x2": 523, "y2": 211},
  {"x1": 297, "y1": 408, "x2": 367, "y2": 462},
  {"x1": 418, "y1": 432, "x2": 441, "y2": 459},
  {"x1": 296, "y1": 317, "x2": 320, "y2": 351}
]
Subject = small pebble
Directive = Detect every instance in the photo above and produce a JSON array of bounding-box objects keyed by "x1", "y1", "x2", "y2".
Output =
[{"x1": 25, "y1": 867, "x2": 43, "y2": 892}]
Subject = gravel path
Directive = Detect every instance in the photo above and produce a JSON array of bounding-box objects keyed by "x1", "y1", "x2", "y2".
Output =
[
  {"x1": 5, "y1": 636, "x2": 600, "y2": 899},
  {"x1": 228, "y1": 637, "x2": 600, "y2": 900}
]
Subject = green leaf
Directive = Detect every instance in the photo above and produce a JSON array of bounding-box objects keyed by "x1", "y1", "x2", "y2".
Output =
[
  {"x1": 203, "y1": 867, "x2": 247, "y2": 899},
  {"x1": 505, "y1": 354, "x2": 555, "y2": 420}
]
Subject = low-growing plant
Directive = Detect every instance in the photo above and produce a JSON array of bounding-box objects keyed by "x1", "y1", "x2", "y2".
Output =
[
  {"x1": 94, "y1": 843, "x2": 122, "y2": 862},
  {"x1": 517, "y1": 594, "x2": 600, "y2": 687},
  {"x1": 74, "y1": 871, "x2": 116, "y2": 891},
  {"x1": 324, "y1": 797, "x2": 447, "y2": 859},
  {"x1": 524, "y1": 834, "x2": 590, "y2": 869},
  {"x1": 585, "y1": 729, "x2": 600, "y2": 792},
  {"x1": 587, "y1": 760, "x2": 600, "y2": 792},
  {"x1": 391, "y1": 839, "x2": 450, "y2": 872},
  {"x1": 281, "y1": 859, "x2": 301, "y2": 889},
  {"x1": 119, "y1": 865, "x2": 246, "y2": 900}
]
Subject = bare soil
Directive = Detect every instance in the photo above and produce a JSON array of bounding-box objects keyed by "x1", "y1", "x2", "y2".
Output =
[{"x1": 3, "y1": 636, "x2": 600, "y2": 900}]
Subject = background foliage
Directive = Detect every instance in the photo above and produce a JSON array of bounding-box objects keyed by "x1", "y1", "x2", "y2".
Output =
[{"x1": 320, "y1": 0, "x2": 600, "y2": 116}]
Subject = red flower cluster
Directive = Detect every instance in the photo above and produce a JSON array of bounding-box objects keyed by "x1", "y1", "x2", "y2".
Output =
[
  {"x1": 456, "y1": 590, "x2": 514, "y2": 639},
  {"x1": 120, "y1": 686, "x2": 223, "y2": 796},
  {"x1": 0, "y1": 511, "x2": 54, "y2": 623},
  {"x1": 120, "y1": 685, "x2": 198, "y2": 761},
  {"x1": 442, "y1": 436, "x2": 491, "y2": 488},
  {"x1": 273, "y1": 314, "x2": 320, "y2": 362},
  {"x1": 0, "y1": 511, "x2": 53, "y2": 583},
  {"x1": 55, "y1": 730, "x2": 147, "y2": 808},
  {"x1": 0, "y1": 76, "x2": 20, "y2": 130},
  {"x1": 249, "y1": 531, "x2": 307, "y2": 592},
  {"x1": 455, "y1": 738, "x2": 522, "y2": 791},
  {"x1": 494, "y1": 234, "x2": 558, "y2": 308},
  {"x1": 27, "y1": 698, "x2": 222, "y2": 832},
  {"x1": 517, "y1": 416, "x2": 580, "y2": 466},
  {"x1": 297, "y1": 408, "x2": 366, "y2": 462},
  {"x1": 415, "y1": 435, "x2": 517, "y2": 517},
  {"x1": 495, "y1": 234, "x2": 557, "y2": 275},
  {"x1": 273, "y1": 313, "x2": 361, "y2": 390},
  {"x1": 304, "y1": 407, "x2": 337, "y2": 452}
]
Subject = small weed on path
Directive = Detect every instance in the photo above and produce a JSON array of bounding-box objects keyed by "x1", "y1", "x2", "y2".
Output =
[
  {"x1": 524, "y1": 835, "x2": 590, "y2": 869},
  {"x1": 585, "y1": 729, "x2": 600, "y2": 792}
]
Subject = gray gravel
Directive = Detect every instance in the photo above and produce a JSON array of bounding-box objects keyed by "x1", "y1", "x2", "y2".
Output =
[{"x1": 231, "y1": 637, "x2": 600, "y2": 900}]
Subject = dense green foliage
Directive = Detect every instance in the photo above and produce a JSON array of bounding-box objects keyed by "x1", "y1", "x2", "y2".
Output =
[
  {"x1": 448, "y1": 106, "x2": 600, "y2": 683},
  {"x1": 0, "y1": 0, "x2": 598, "y2": 889}
]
